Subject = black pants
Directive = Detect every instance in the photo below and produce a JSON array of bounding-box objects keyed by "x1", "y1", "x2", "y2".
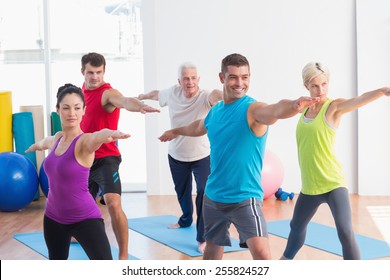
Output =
[
  {"x1": 168, "y1": 154, "x2": 210, "y2": 243},
  {"x1": 43, "y1": 215, "x2": 113, "y2": 260}
]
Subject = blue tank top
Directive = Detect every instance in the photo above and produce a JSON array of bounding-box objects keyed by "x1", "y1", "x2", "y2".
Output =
[
  {"x1": 44, "y1": 134, "x2": 102, "y2": 224},
  {"x1": 204, "y1": 95, "x2": 268, "y2": 203}
]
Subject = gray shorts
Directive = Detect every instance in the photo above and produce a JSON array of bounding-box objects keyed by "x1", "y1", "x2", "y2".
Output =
[{"x1": 203, "y1": 195, "x2": 268, "y2": 248}]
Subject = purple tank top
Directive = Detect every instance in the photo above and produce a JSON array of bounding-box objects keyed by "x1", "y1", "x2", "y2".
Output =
[{"x1": 44, "y1": 134, "x2": 102, "y2": 224}]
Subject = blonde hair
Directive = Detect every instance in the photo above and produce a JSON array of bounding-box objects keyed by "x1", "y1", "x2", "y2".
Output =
[{"x1": 302, "y1": 62, "x2": 330, "y2": 86}]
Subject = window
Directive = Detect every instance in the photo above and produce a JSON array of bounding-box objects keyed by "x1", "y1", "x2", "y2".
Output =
[{"x1": 0, "y1": 0, "x2": 146, "y2": 191}]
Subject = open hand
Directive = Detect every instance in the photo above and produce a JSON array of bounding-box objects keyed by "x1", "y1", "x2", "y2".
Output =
[
  {"x1": 25, "y1": 142, "x2": 43, "y2": 153},
  {"x1": 140, "y1": 104, "x2": 160, "y2": 114},
  {"x1": 158, "y1": 130, "x2": 177, "y2": 142},
  {"x1": 383, "y1": 87, "x2": 390, "y2": 97},
  {"x1": 294, "y1": 96, "x2": 320, "y2": 111},
  {"x1": 106, "y1": 131, "x2": 131, "y2": 143},
  {"x1": 137, "y1": 93, "x2": 146, "y2": 100}
]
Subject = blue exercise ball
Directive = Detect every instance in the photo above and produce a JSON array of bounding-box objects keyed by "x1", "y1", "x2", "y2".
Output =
[
  {"x1": 39, "y1": 159, "x2": 49, "y2": 197},
  {"x1": 0, "y1": 152, "x2": 39, "y2": 212}
]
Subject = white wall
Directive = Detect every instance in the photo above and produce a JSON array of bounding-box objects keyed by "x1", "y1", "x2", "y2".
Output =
[
  {"x1": 356, "y1": 0, "x2": 390, "y2": 195},
  {"x1": 141, "y1": 0, "x2": 387, "y2": 196}
]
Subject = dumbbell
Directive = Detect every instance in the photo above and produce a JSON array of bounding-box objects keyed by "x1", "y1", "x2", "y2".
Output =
[{"x1": 275, "y1": 188, "x2": 294, "y2": 201}]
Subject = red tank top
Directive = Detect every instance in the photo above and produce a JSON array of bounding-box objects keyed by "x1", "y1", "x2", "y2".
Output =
[{"x1": 80, "y1": 83, "x2": 121, "y2": 158}]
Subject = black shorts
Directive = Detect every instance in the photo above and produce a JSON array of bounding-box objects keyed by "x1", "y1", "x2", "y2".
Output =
[{"x1": 88, "y1": 156, "x2": 122, "y2": 199}]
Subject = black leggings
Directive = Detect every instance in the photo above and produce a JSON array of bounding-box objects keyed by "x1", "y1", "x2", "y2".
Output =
[
  {"x1": 283, "y1": 187, "x2": 360, "y2": 260},
  {"x1": 44, "y1": 215, "x2": 113, "y2": 260}
]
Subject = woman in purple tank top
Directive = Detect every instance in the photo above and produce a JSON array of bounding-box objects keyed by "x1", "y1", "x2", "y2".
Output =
[{"x1": 26, "y1": 83, "x2": 130, "y2": 260}]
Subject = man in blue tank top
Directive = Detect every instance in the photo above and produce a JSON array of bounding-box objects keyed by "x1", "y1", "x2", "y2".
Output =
[{"x1": 159, "y1": 53, "x2": 319, "y2": 260}]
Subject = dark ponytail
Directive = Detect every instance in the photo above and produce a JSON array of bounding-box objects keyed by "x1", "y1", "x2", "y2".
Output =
[{"x1": 56, "y1": 83, "x2": 85, "y2": 109}]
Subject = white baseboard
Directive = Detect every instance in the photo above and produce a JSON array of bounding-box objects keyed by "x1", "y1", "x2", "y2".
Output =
[{"x1": 122, "y1": 183, "x2": 147, "y2": 193}]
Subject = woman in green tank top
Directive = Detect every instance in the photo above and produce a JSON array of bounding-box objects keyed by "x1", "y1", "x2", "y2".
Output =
[{"x1": 281, "y1": 62, "x2": 390, "y2": 260}]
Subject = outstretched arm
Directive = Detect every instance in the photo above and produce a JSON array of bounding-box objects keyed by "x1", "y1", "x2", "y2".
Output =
[
  {"x1": 104, "y1": 88, "x2": 160, "y2": 114},
  {"x1": 159, "y1": 119, "x2": 206, "y2": 142},
  {"x1": 208, "y1": 89, "x2": 223, "y2": 106},
  {"x1": 138, "y1": 90, "x2": 159, "y2": 101},
  {"x1": 82, "y1": 129, "x2": 131, "y2": 154},
  {"x1": 249, "y1": 96, "x2": 320, "y2": 125},
  {"x1": 76, "y1": 129, "x2": 130, "y2": 167},
  {"x1": 329, "y1": 87, "x2": 390, "y2": 119},
  {"x1": 25, "y1": 132, "x2": 63, "y2": 153}
]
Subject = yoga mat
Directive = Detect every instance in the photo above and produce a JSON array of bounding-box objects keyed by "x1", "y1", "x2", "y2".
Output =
[
  {"x1": 12, "y1": 112, "x2": 39, "y2": 200},
  {"x1": 14, "y1": 232, "x2": 138, "y2": 260},
  {"x1": 12, "y1": 112, "x2": 37, "y2": 167},
  {"x1": 267, "y1": 219, "x2": 390, "y2": 259},
  {"x1": 20, "y1": 105, "x2": 45, "y2": 200},
  {"x1": 128, "y1": 215, "x2": 247, "y2": 257},
  {"x1": 19, "y1": 105, "x2": 45, "y2": 172},
  {"x1": 50, "y1": 111, "x2": 62, "y2": 135},
  {"x1": 0, "y1": 91, "x2": 13, "y2": 152}
]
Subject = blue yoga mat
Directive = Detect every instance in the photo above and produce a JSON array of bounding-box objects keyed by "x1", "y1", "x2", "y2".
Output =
[
  {"x1": 13, "y1": 232, "x2": 138, "y2": 260},
  {"x1": 12, "y1": 112, "x2": 40, "y2": 200},
  {"x1": 267, "y1": 219, "x2": 390, "y2": 259},
  {"x1": 127, "y1": 215, "x2": 247, "y2": 257},
  {"x1": 12, "y1": 112, "x2": 37, "y2": 166}
]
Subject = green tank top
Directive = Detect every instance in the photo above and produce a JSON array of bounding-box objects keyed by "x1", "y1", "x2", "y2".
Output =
[{"x1": 296, "y1": 99, "x2": 347, "y2": 195}]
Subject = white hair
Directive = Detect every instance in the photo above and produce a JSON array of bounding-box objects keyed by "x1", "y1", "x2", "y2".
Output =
[{"x1": 178, "y1": 62, "x2": 197, "y2": 79}]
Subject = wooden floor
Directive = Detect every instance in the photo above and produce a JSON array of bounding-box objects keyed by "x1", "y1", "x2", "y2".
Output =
[{"x1": 0, "y1": 193, "x2": 389, "y2": 260}]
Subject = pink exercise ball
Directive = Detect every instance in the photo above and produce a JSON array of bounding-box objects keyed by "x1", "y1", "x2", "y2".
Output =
[{"x1": 261, "y1": 150, "x2": 284, "y2": 199}]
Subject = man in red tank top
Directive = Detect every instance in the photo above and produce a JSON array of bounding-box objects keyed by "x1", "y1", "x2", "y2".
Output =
[{"x1": 80, "y1": 52, "x2": 159, "y2": 260}]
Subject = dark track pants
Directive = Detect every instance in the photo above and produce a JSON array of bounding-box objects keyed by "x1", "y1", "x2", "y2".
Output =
[{"x1": 168, "y1": 154, "x2": 210, "y2": 243}]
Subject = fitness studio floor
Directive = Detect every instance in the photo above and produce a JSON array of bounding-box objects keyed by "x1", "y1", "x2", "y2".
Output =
[{"x1": 0, "y1": 193, "x2": 389, "y2": 260}]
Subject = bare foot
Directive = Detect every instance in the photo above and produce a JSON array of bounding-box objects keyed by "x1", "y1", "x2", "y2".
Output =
[
  {"x1": 70, "y1": 236, "x2": 78, "y2": 243},
  {"x1": 167, "y1": 223, "x2": 181, "y2": 229},
  {"x1": 198, "y1": 242, "x2": 206, "y2": 254},
  {"x1": 119, "y1": 255, "x2": 129, "y2": 260}
]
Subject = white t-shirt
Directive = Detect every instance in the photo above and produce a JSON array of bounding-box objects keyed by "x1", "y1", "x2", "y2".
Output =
[{"x1": 159, "y1": 84, "x2": 212, "y2": 162}]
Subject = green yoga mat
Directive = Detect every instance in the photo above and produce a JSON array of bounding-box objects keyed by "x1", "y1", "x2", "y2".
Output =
[
  {"x1": 50, "y1": 112, "x2": 62, "y2": 135},
  {"x1": 268, "y1": 219, "x2": 390, "y2": 259}
]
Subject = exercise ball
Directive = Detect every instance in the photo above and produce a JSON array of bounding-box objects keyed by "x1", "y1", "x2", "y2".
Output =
[
  {"x1": 39, "y1": 160, "x2": 49, "y2": 197},
  {"x1": 0, "y1": 152, "x2": 39, "y2": 211},
  {"x1": 261, "y1": 150, "x2": 284, "y2": 199}
]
